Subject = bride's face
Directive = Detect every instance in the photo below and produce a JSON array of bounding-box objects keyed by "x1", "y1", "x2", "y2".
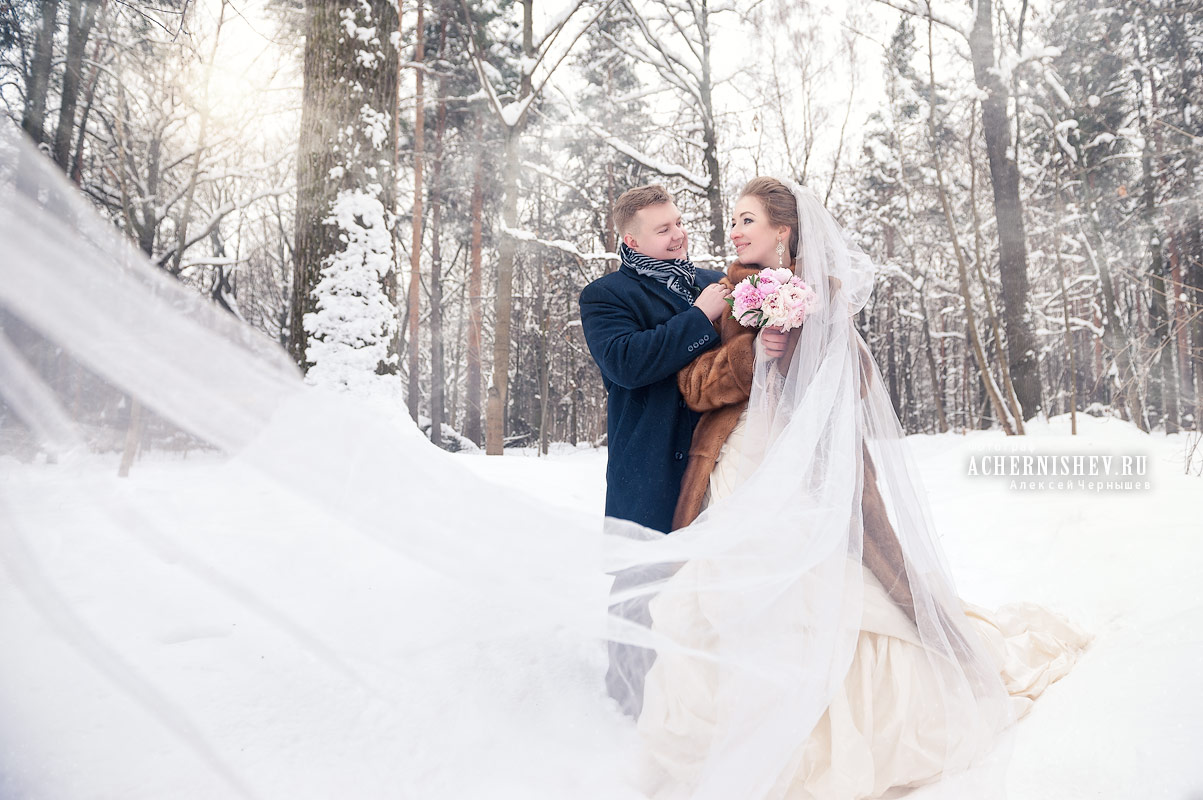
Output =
[{"x1": 729, "y1": 195, "x2": 790, "y2": 268}]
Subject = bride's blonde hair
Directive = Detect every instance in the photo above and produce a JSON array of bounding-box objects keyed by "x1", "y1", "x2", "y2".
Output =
[{"x1": 739, "y1": 177, "x2": 799, "y2": 261}]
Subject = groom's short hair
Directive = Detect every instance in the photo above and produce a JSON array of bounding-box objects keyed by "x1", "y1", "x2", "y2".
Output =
[{"x1": 613, "y1": 184, "x2": 673, "y2": 237}]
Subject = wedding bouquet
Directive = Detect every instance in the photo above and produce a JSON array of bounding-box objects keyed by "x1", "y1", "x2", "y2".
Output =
[{"x1": 726, "y1": 267, "x2": 818, "y2": 332}]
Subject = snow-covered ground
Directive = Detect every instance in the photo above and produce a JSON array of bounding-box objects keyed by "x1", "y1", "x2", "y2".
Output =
[{"x1": 1, "y1": 414, "x2": 1200, "y2": 799}]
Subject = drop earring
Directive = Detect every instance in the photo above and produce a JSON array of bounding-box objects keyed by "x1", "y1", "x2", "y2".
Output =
[{"x1": 776, "y1": 238, "x2": 786, "y2": 267}]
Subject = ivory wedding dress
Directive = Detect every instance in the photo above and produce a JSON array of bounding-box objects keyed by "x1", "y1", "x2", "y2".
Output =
[{"x1": 636, "y1": 407, "x2": 1092, "y2": 799}]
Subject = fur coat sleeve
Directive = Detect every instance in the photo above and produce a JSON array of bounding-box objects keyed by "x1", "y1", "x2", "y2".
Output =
[{"x1": 676, "y1": 277, "x2": 759, "y2": 413}]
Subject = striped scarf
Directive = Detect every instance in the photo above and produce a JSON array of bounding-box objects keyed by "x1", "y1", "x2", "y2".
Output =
[{"x1": 620, "y1": 242, "x2": 699, "y2": 304}]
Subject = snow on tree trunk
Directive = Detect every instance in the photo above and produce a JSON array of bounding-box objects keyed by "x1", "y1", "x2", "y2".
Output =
[
  {"x1": 303, "y1": 188, "x2": 397, "y2": 390},
  {"x1": 292, "y1": 0, "x2": 399, "y2": 391}
]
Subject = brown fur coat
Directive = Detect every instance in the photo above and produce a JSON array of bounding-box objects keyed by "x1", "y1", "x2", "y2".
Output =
[{"x1": 672, "y1": 261, "x2": 917, "y2": 623}]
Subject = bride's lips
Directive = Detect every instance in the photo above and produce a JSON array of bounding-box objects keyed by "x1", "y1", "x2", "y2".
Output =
[{"x1": 734, "y1": 241, "x2": 749, "y2": 254}]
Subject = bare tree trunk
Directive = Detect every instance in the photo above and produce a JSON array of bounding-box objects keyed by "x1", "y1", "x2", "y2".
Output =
[
  {"x1": 465, "y1": 119, "x2": 485, "y2": 446},
  {"x1": 21, "y1": 0, "x2": 60, "y2": 145},
  {"x1": 968, "y1": 0, "x2": 1042, "y2": 420},
  {"x1": 450, "y1": 270, "x2": 467, "y2": 432},
  {"x1": 927, "y1": 16, "x2": 1014, "y2": 434},
  {"x1": 1170, "y1": 240, "x2": 1194, "y2": 422},
  {"x1": 292, "y1": 0, "x2": 400, "y2": 370},
  {"x1": 484, "y1": 0, "x2": 533, "y2": 455},
  {"x1": 484, "y1": 123, "x2": 517, "y2": 453},
  {"x1": 292, "y1": 4, "x2": 344, "y2": 366},
  {"x1": 918, "y1": 291, "x2": 948, "y2": 433},
  {"x1": 1135, "y1": 24, "x2": 1178, "y2": 433},
  {"x1": 886, "y1": 290, "x2": 899, "y2": 412},
  {"x1": 604, "y1": 166, "x2": 617, "y2": 264},
  {"x1": 52, "y1": 0, "x2": 101, "y2": 171},
  {"x1": 407, "y1": 0, "x2": 426, "y2": 422},
  {"x1": 117, "y1": 397, "x2": 144, "y2": 478},
  {"x1": 968, "y1": 118, "x2": 1025, "y2": 433},
  {"x1": 427, "y1": 21, "x2": 449, "y2": 447},
  {"x1": 536, "y1": 159, "x2": 550, "y2": 455},
  {"x1": 1162, "y1": 14, "x2": 1202, "y2": 426},
  {"x1": 484, "y1": 127, "x2": 520, "y2": 455},
  {"x1": 69, "y1": 15, "x2": 108, "y2": 185},
  {"x1": 1177, "y1": 152, "x2": 1203, "y2": 426},
  {"x1": 1053, "y1": 164, "x2": 1078, "y2": 435},
  {"x1": 697, "y1": 0, "x2": 725, "y2": 254},
  {"x1": 1079, "y1": 201, "x2": 1148, "y2": 431}
]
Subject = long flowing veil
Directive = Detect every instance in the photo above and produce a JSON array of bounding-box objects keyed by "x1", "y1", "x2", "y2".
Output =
[
  {"x1": 0, "y1": 123, "x2": 627, "y2": 798},
  {"x1": 2, "y1": 119, "x2": 1014, "y2": 800},
  {"x1": 604, "y1": 181, "x2": 1017, "y2": 798}
]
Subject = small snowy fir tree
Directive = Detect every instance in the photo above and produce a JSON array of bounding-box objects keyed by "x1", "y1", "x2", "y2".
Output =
[{"x1": 303, "y1": 185, "x2": 396, "y2": 391}]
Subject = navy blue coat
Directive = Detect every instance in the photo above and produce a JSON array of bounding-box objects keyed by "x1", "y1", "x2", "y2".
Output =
[{"x1": 579, "y1": 264, "x2": 724, "y2": 533}]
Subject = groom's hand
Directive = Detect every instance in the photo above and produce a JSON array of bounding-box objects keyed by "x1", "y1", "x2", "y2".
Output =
[
  {"x1": 694, "y1": 283, "x2": 731, "y2": 322},
  {"x1": 761, "y1": 326, "x2": 790, "y2": 358}
]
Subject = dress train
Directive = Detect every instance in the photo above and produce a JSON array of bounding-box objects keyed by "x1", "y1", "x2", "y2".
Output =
[{"x1": 637, "y1": 410, "x2": 1091, "y2": 799}]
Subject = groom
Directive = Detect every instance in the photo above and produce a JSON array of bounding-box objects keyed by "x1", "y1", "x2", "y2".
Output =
[
  {"x1": 579, "y1": 184, "x2": 730, "y2": 535},
  {"x1": 579, "y1": 184, "x2": 728, "y2": 717}
]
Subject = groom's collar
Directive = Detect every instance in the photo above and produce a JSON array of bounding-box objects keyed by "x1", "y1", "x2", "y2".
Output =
[{"x1": 619, "y1": 262, "x2": 693, "y2": 310}]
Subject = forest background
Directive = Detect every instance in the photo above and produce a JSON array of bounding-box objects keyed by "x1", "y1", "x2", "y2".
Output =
[{"x1": 4, "y1": 0, "x2": 1200, "y2": 458}]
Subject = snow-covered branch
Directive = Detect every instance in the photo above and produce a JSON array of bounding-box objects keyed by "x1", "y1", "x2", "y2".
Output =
[
  {"x1": 527, "y1": 0, "x2": 622, "y2": 117},
  {"x1": 156, "y1": 188, "x2": 289, "y2": 269},
  {"x1": 457, "y1": 0, "x2": 507, "y2": 123},
  {"x1": 582, "y1": 119, "x2": 710, "y2": 192},
  {"x1": 871, "y1": 0, "x2": 969, "y2": 39},
  {"x1": 500, "y1": 222, "x2": 618, "y2": 262}
]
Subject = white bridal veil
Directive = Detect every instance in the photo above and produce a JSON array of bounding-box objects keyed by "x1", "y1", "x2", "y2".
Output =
[{"x1": 0, "y1": 121, "x2": 1013, "y2": 800}]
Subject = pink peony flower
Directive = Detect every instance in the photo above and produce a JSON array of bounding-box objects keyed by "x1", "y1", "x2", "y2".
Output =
[
  {"x1": 727, "y1": 270, "x2": 818, "y2": 331},
  {"x1": 764, "y1": 267, "x2": 795, "y2": 285},
  {"x1": 730, "y1": 281, "x2": 766, "y2": 320}
]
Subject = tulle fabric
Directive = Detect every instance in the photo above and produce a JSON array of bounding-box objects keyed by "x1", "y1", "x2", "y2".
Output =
[
  {"x1": 638, "y1": 408, "x2": 1092, "y2": 799},
  {"x1": 1, "y1": 122, "x2": 1038, "y2": 800},
  {"x1": 0, "y1": 123, "x2": 625, "y2": 798}
]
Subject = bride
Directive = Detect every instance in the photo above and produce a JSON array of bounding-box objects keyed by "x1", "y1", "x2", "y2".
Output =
[{"x1": 620, "y1": 178, "x2": 1090, "y2": 800}]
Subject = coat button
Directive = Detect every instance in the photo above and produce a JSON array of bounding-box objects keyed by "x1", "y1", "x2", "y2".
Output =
[
  {"x1": 674, "y1": 452, "x2": 684, "y2": 461},
  {"x1": 678, "y1": 399, "x2": 687, "y2": 409}
]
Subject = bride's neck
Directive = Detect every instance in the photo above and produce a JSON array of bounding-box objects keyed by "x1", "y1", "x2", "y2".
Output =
[{"x1": 735, "y1": 260, "x2": 796, "y2": 270}]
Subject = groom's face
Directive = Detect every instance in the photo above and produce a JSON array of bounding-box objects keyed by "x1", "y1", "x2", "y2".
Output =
[{"x1": 625, "y1": 202, "x2": 688, "y2": 261}]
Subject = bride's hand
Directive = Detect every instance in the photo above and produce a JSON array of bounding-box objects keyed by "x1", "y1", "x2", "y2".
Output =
[{"x1": 761, "y1": 325, "x2": 790, "y2": 358}]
